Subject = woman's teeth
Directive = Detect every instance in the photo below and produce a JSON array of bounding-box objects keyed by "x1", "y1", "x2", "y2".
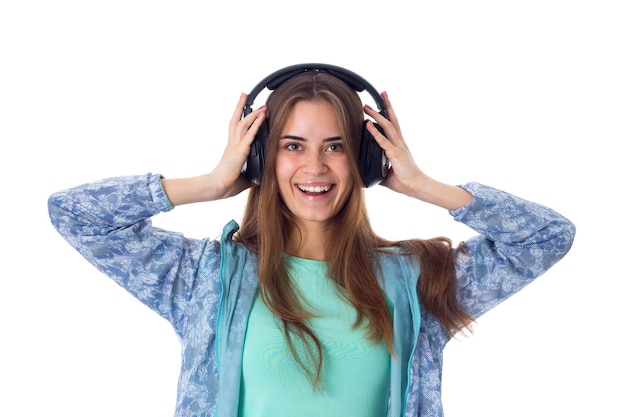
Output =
[{"x1": 298, "y1": 184, "x2": 331, "y2": 193}]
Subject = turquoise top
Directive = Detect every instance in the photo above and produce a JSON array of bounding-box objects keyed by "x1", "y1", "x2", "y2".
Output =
[{"x1": 238, "y1": 255, "x2": 391, "y2": 417}]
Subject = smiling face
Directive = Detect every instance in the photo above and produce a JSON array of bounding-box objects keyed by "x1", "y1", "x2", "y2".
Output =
[{"x1": 275, "y1": 100, "x2": 355, "y2": 232}]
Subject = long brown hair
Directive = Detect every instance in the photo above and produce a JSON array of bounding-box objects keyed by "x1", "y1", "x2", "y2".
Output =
[{"x1": 235, "y1": 71, "x2": 472, "y2": 388}]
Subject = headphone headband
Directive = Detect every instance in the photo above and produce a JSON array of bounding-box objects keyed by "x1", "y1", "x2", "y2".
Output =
[{"x1": 243, "y1": 63, "x2": 387, "y2": 118}]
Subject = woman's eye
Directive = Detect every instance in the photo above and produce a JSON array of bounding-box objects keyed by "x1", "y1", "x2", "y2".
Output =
[
  {"x1": 285, "y1": 143, "x2": 302, "y2": 151},
  {"x1": 327, "y1": 143, "x2": 344, "y2": 152}
]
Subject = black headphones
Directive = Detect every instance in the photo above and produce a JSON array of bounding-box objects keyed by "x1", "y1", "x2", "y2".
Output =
[{"x1": 241, "y1": 63, "x2": 390, "y2": 188}]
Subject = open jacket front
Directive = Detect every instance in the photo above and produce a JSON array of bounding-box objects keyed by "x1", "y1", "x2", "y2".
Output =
[{"x1": 48, "y1": 173, "x2": 575, "y2": 417}]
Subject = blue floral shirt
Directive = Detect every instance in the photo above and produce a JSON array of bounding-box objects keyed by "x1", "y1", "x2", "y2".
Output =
[{"x1": 48, "y1": 173, "x2": 575, "y2": 417}]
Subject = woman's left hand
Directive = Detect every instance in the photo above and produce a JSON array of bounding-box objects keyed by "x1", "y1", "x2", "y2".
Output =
[{"x1": 364, "y1": 92, "x2": 474, "y2": 210}]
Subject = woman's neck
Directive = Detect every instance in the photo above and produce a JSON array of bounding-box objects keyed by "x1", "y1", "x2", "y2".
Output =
[{"x1": 286, "y1": 221, "x2": 331, "y2": 261}]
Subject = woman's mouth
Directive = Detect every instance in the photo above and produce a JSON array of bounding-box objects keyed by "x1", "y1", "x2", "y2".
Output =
[{"x1": 297, "y1": 184, "x2": 332, "y2": 195}]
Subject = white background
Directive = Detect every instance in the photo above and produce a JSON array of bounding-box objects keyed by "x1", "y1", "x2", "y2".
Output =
[{"x1": 1, "y1": 1, "x2": 624, "y2": 416}]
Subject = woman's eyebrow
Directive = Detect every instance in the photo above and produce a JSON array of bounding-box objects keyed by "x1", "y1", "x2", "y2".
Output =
[{"x1": 279, "y1": 135, "x2": 342, "y2": 142}]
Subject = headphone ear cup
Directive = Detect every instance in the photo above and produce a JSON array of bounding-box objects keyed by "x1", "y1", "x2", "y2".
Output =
[
  {"x1": 243, "y1": 120, "x2": 269, "y2": 185},
  {"x1": 358, "y1": 120, "x2": 389, "y2": 188}
]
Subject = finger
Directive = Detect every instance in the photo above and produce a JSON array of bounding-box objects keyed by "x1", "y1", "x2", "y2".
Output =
[
  {"x1": 239, "y1": 104, "x2": 266, "y2": 135},
  {"x1": 364, "y1": 105, "x2": 397, "y2": 145},
  {"x1": 381, "y1": 91, "x2": 399, "y2": 124},
  {"x1": 242, "y1": 107, "x2": 266, "y2": 143},
  {"x1": 229, "y1": 94, "x2": 263, "y2": 134},
  {"x1": 364, "y1": 104, "x2": 397, "y2": 140},
  {"x1": 365, "y1": 120, "x2": 392, "y2": 151},
  {"x1": 229, "y1": 94, "x2": 266, "y2": 146},
  {"x1": 230, "y1": 93, "x2": 248, "y2": 125},
  {"x1": 364, "y1": 103, "x2": 387, "y2": 125},
  {"x1": 380, "y1": 91, "x2": 404, "y2": 138}
]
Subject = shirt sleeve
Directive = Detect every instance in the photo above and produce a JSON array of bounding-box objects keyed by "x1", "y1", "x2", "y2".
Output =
[
  {"x1": 47, "y1": 173, "x2": 215, "y2": 336},
  {"x1": 450, "y1": 182, "x2": 576, "y2": 319}
]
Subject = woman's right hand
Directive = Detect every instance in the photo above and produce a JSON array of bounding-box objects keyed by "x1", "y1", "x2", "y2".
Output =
[
  {"x1": 211, "y1": 93, "x2": 267, "y2": 198},
  {"x1": 161, "y1": 94, "x2": 266, "y2": 206}
]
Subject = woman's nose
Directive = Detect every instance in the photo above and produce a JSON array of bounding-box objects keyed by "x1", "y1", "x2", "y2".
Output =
[{"x1": 302, "y1": 150, "x2": 328, "y2": 175}]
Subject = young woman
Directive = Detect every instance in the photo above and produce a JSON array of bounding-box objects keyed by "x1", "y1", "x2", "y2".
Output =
[{"x1": 48, "y1": 65, "x2": 575, "y2": 417}]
